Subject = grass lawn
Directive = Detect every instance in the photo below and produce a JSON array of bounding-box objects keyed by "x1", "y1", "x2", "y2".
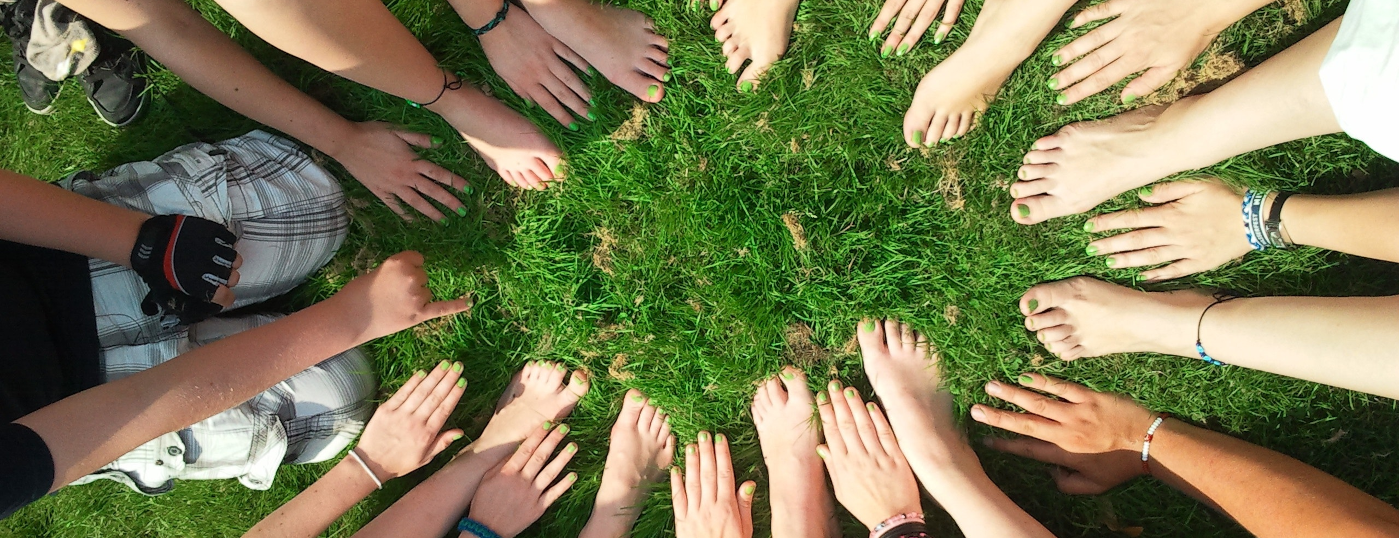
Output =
[{"x1": 4, "y1": 0, "x2": 1398, "y2": 536}]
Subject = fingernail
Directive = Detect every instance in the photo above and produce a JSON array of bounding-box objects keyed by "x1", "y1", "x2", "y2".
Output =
[
  {"x1": 779, "y1": 370, "x2": 794, "y2": 380},
  {"x1": 662, "y1": 72, "x2": 672, "y2": 82},
  {"x1": 970, "y1": 406, "x2": 986, "y2": 421},
  {"x1": 454, "y1": 433, "x2": 464, "y2": 440},
  {"x1": 1017, "y1": 204, "x2": 1030, "y2": 218},
  {"x1": 912, "y1": 130, "x2": 923, "y2": 146},
  {"x1": 438, "y1": 360, "x2": 450, "y2": 370},
  {"x1": 430, "y1": 135, "x2": 443, "y2": 146},
  {"x1": 455, "y1": 207, "x2": 467, "y2": 217},
  {"x1": 566, "y1": 472, "x2": 577, "y2": 482},
  {"x1": 816, "y1": 391, "x2": 828, "y2": 403},
  {"x1": 981, "y1": 436, "x2": 994, "y2": 447},
  {"x1": 687, "y1": 445, "x2": 695, "y2": 455},
  {"x1": 587, "y1": 66, "x2": 597, "y2": 77},
  {"x1": 543, "y1": 421, "x2": 553, "y2": 430},
  {"x1": 414, "y1": 370, "x2": 426, "y2": 378},
  {"x1": 861, "y1": 319, "x2": 876, "y2": 332},
  {"x1": 647, "y1": 85, "x2": 659, "y2": 99},
  {"x1": 844, "y1": 387, "x2": 857, "y2": 398},
  {"x1": 665, "y1": 415, "x2": 671, "y2": 423},
  {"x1": 1141, "y1": 185, "x2": 1154, "y2": 197},
  {"x1": 710, "y1": 0, "x2": 717, "y2": 9},
  {"x1": 568, "y1": 122, "x2": 579, "y2": 131},
  {"x1": 1085, "y1": 245, "x2": 1098, "y2": 256},
  {"x1": 1046, "y1": 78, "x2": 1058, "y2": 90},
  {"x1": 1106, "y1": 257, "x2": 1116, "y2": 267},
  {"x1": 1019, "y1": 374, "x2": 1034, "y2": 384},
  {"x1": 868, "y1": 31, "x2": 877, "y2": 42},
  {"x1": 441, "y1": 217, "x2": 451, "y2": 227},
  {"x1": 1123, "y1": 93, "x2": 1137, "y2": 105},
  {"x1": 933, "y1": 28, "x2": 947, "y2": 44},
  {"x1": 1083, "y1": 220, "x2": 1094, "y2": 232},
  {"x1": 1051, "y1": 54, "x2": 1063, "y2": 67},
  {"x1": 866, "y1": 402, "x2": 877, "y2": 412},
  {"x1": 896, "y1": 43, "x2": 909, "y2": 56},
  {"x1": 716, "y1": 433, "x2": 726, "y2": 442},
  {"x1": 559, "y1": 424, "x2": 571, "y2": 435},
  {"x1": 587, "y1": 111, "x2": 597, "y2": 121},
  {"x1": 881, "y1": 46, "x2": 891, "y2": 58},
  {"x1": 457, "y1": 378, "x2": 467, "y2": 388},
  {"x1": 631, "y1": 392, "x2": 645, "y2": 402},
  {"x1": 1028, "y1": 299, "x2": 1039, "y2": 312},
  {"x1": 985, "y1": 381, "x2": 1001, "y2": 394},
  {"x1": 740, "y1": 80, "x2": 753, "y2": 93},
  {"x1": 828, "y1": 380, "x2": 840, "y2": 391},
  {"x1": 816, "y1": 446, "x2": 828, "y2": 459},
  {"x1": 565, "y1": 443, "x2": 577, "y2": 453},
  {"x1": 742, "y1": 483, "x2": 755, "y2": 496},
  {"x1": 1066, "y1": 18, "x2": 1075, "y2": 28},
  {"x1": 698, "y1": 431, "x2": 710, "y2": 442},
  {"x1": 452, "y1": 362, "x2": 463, "y2": 372},
  {"x1": 1055, "y1": 93, "x2": 1067, "y2": 106}
]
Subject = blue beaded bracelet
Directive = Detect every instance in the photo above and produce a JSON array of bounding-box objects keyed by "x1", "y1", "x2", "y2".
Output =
[{"x1": 458, "y1": 518, "x2": 503, "y2": 538}]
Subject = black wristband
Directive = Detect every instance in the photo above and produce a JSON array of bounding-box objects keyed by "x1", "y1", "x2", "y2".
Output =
[
  {"x1": 129, "y1": 214, "x2": 237, "y2": 326},
  {"x1": 1264, "y1": 191, "x2": 1295, "y2": 249}
]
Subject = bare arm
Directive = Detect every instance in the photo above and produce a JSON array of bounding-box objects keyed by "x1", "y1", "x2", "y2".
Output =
[
  {"x1": 1284, "y1": 189, "x2": 1399, "y2": 264},
  {"x1": 0, "y1": 170, "x2": 145, "y2": 266},
  {"x1": 352, "y1": 440, "x2": 518, "y2": 538},
  {"x1": 245, "y1": 458, "x2": 380, "y2": 538}
]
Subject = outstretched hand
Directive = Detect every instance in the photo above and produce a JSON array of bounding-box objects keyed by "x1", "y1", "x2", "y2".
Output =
[
  {"x1": 1085, "y1": 179, "x2": 1251, "y2": 281},
  {"x1": 1050, "y1": 0, "x2": 1237, "y2": 105},
  {"x1": 816, "y1": 380, "x2": 921, "y2": 529},
  {"x1": 468, "y1": 422, "x2": 578, "y2": 538},
  {"x1": 354, "y1": 361, "x2": 468, "y2": 481},
  {"x1": 671, "y1": 432, "x2": 755, "y2": 538},
  {"x1": 868, "y1": 0, "x2": 965, "y2": 57},
  {"x1": 332, "y1": 121, "x2": 472, "y2": 223},
  {"x1": 971, "y1": 373, "x2": 1156, "y2": 493},
  {"x1": 330, "y1": 251, "x2": 474, "y2": 343}
]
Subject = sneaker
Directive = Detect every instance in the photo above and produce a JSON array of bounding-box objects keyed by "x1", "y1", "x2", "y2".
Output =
[
  {"x1": 80, "y1": 44, "x2": 147, "y2": 127},
  {"x1": 13, "y1": 48, "x2": 61, "y2": 115}
]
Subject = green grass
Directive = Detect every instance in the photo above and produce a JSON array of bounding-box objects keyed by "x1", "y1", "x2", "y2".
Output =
[{"x1": 4, "y1": 0, "x2": 1398, "y2": 536}]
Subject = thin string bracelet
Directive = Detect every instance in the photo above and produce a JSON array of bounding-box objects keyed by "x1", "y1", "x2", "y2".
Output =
[
  {"x1": 408, "y1": 69, "x2": 464, "y2": 109},
  {"x1": 1195, "y1": 294, "x2": 1238, "y2": 367},
  {"x1": 347, "y1": 447, "x2": 383, "y2": 490},
  {"x1": 1140, "y1": 413, "x2": 1170, "y2": 475}
]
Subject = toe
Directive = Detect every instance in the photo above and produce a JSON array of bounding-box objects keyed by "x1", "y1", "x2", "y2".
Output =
[
  {"x1": 954, "y1": 113, "x2": 973, "y2": 138},
  {"x1": 1008, "y1": 178, "x2": 1055, "y2": 200},
  {"x1": 724, "y1": 46, "x2": 749, "y2": 75},
  {"x1": 545, "y1": 362, "x2": 567, "y2": 386},
  {"x1": 620, "y1": 389, "x2": 647, "y2": 424},
  {"x1": 777, "y1": 366, "x2": 810, "y2": 402},
  {"x1": 1019, "y1": 277, "x2": 1091, "y2": 316},
  {"x1": 649, "y1": 406, "x2": 667, "y2": 434},
  {"x1": 1036, "y1": 325, "x2": 1073, "y2": 346},
  {"x1": 567, "y1": 370, "x2": 591, "y2": 398},
  {"x1": 1059, "y1": 345, "x2": 1087, "y2": 361},
  {"x1": 882, "y1": 319, "x2": 905, "y2": 351},
  {"x1": 926, "y1": 112, "x2": 949, "y2": 147},
  {"x1": 764, "y1": 378, "x2": 787, "y2": 405},
  {"x1": 856, "y1": 318, "x2": 887, "y2": 356},
  {"x1": 1022, "y1": 148, "x2": 1059, "y2": 165},
  {"x1": 899, "y1": 323, "x2": 917, "y2": 354},
  {"x1": 1015, "y1": 163, "x2": 1056, "y2": 183},
  {"x1": 523, "y1": 361, "x2": 541, "y2": 380},
  {"x1": 938, "y1": 114, "x2": 961, "y2": 143},
  {"x1": 1032, "y1": 132, "x2": 1066, "y2": 151},
  {"x1": 1024, "y1": 308, "x2": 1068, "y2": 332},
  {"x1": 637, "y1": 397, "x2": 658, "y2": 428},
  {"x1": 902, "y1": 104, "x2": 935, "y2": 148},
  {"x1": 1010, "y1": 195, "x2": 1055, "y2": 225},
  {"x1": 736, "y1": 54, "x2": 775, "y2": 93}
]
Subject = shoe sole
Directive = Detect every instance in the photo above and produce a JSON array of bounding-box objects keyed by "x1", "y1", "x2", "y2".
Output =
[
  {"x1": 89, "y1": 90, "x2": 146, "y2": 127},
  {"x1": 23, "y1": 83, "x2": 62, "y2": 116}
]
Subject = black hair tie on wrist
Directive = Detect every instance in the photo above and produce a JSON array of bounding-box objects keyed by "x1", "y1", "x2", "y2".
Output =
[
  {"x1": 469, "y1": 0, "x2": 510, "y2": 36},
  {"x1": 408, "y1": 69, "x2": 465, "y2": 108}
]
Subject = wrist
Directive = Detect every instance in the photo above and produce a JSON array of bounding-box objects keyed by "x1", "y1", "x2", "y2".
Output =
[
  {"x1": 1278, "y1": 194, "x2": 1319, "y2": 248},
  {"x1": 450, "y1": 0, "x2": 510, "y2": 29}
]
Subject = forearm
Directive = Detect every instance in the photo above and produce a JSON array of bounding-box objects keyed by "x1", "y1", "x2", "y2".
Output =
[
  {"x1": 353, "y1": 441, "x2": 516, "y2": 538},
  {"x1": 1202, "y1": 295, "x2": 1399, "y2": 399},
  {"x1": 244, "y1": 457, "x2": 378, "y2": 538},
  {"x1": 1283, "y1": 190, "x2": 1399, "y2": 263},
  {"x1": 17, "y1": 294, "x2": 370, "y2": 489},
  {"x1": 1151, "y1": 419, "x2": 1399, "y2": 537},
  {"x1": 0, "y1": 169, "x2": 145, "y2": 265},
  {"x1": 905, "y1": 427, "x2": 1054, "y2": 538}
]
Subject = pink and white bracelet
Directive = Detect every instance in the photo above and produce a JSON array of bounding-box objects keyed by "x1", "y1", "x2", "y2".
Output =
[
  {"x1": 869, "y1": 512, "x2": 924, "y2": 538},
  {"x1": 1140, "y1": 413, "x2": 1170, "y2": 475}
]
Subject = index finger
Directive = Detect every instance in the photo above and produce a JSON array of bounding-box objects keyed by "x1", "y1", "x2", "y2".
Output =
[
  {"x1": 983, "y1": 436, "x2": 1078, "y2": 467},
  {"x1": 715, "y1": 433, "x2": 735, "y2": 501},
  {"x1": 382, "y1": 369, "x2": 427, "y2": 411},
  {"x1": 1019, "y1": 373, "x2": 1093, "y2": 404},
  {"x1": 985, "y1": 379, "x2": 1070, "y2": 421}
]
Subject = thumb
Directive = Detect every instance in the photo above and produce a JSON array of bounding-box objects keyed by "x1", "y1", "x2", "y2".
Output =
[
  {"x1": 1139, "y1": 180, "x2": 1203, "y2": 204},
  {"x1": 393, "y1": 129, "x2": 436, "y2": 149},
  {"x1": 432, "y1": 429, "x2": 466, "y2": 457},
  {"x1": 420, "y1": 295, "x2": 473, "y2": 321},
  {"x1": 737, "y1": 480, "x2": 756, "y2": 532},
  {"x1": 1121, "y1": 65, "x2": 1180, "y2": 105}
]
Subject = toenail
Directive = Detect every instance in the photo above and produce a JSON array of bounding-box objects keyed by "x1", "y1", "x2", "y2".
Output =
[
  {"x1": 1055, "y1": 93, "x2": 1067, "y2": 106},
  {"x1": 1017, "y1": 169, "x2": 1027, "y2": 180},
  {"x1": 779, "y1": 370, "x2": 794, "y2": 380},
  {"x1": 896, "y1": 43, "x2": 909, "y2": 56},
  {"x1": 1083, "y1": 220, "x2": 1095, "y2": 232},
  {"x1": 933, "y1": 28, "x2": 948, "y2": 44},
  {"x1": 1123, "y1": 93, "x2": 1137, "y2": 105},
  {"x1": 1010, "y1": 187, "x2": 1019, "y2": 198},
  {"x1": 912, "y1": 131, "x2": 923, "y2": 146},
  {"x1": 1027, "y1": 299, "x2": 1039, "y2": 312},
  {"x1": 631, "y1": 392, "x2": 645, "y2": 402},
  {"x1": 1106, "y1": 257, "x2": 1117, "y2": 267},
  {"x1": 1017, "y1": 204, "x2": 1030, "y2": 218},
  {"x1": 740, "y1": 80, "x2": 753, "y2": 93},
  {"x1": 1026, "y1": 319, "x2": 1035, "y2": 330},
  {"x1": 881, "y1": 46, "x2": 891, "y2": 58},
  {"x1": 430, "y1": 135, "x2": 443, "y2": 146},
  {"x1": 1036, "y1": 332, "x2": 1044, "y2": 342},
  {"x1": 816, "y1": 391, "x2": 829, "y2": 403},
  {"x1": 556, "y1": 363, "x2": 566, "y2": 371},
  {"x1": 1140, "y1": 185, "x2": 1154, "y2": 197},
  {"x1": 662, "y1": 72, "x2": 672, "y2": 82},
  {"x1": 710, "y1": 0, "x2": 718, "y2": 9},
  {"x1": 861, "y1": 320, "x2": 876, "y2": 333},
  {"x1": 1051, "y1": 54, "x2": 1063, "y2": 67},
  {"x1": 1018, "y1": 374, "x2": 1034, "y2": 384},
  {"x1": 1046, "y1": 78, "x2": 1058, "y2": 90},
  {"x1": 647, "y1": 85, "x2": 659, "y2": 99},
  {"x1": 1086, "y1": 245, "x2": 1098, "y2": 256},
  {"x1": 568, "y1": 122, "x2": 579, "y2": 131}
]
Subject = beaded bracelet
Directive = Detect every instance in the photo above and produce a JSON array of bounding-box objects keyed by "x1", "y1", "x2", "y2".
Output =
[
  {"x1": 870, "y1": 512, "x2": 924, "y2": 538},
  {"x1": 1140, "y1": 413, "x2": 1170, "y2": 475},
  {"x1": 458, "y1": 518, "x2": 503, "y2": 538},
  {"x1": 1195, "y1": 294, "x2": 1236, "y2": 367},
  {"x1": 1241, "y1": 189, "x2": 1269, "y2": 251}
]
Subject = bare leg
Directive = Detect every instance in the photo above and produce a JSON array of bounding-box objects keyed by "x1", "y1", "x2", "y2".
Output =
[
  {"x1": 1012, "y1": 18, "x2": 1344, "y2": 225},
  {"x1": 752, "y1": 367, "x2": 839, "y2": 538},
  {"x1": 858, "y1": 319, "x2": 1055, "y2": 538},
  {"x1": 902, "y1": 0, "x2": 1077, "y2": 147},
  {"x1": 709, "y1": 0, "x2": 800, "y2": 92},
  {"x1": 578, "y1": 390, "x2": 674, "y2": 538},
  {"x1": 1019, "y1": 278, "x2": 1399, "y2": 400},
  {"x1": 216, "y1": 0, "x2": 565, "y2": 190}
]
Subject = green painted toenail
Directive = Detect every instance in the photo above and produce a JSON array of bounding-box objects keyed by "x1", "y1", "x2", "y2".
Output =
[
  {"x1": 1046, "y1": 78, "x2": 1058, "y2": 90},
  {"x1": 881, "y1": 46, "x2": 891, "y2": 58},
  {"x1": 896, "y1": 43, "x2": 909, "y2": 56},
  {"x1": 816, "y1": 391, "x2": 828, "y2": 403},
  {"x1": 1017, "y1": 204, "x2": 1030, "y2": 218},
  {"x1": 1018, "y1": 374, "x2": 1033, "y2": 384},
  {"x1": 740, "y1": 80, "x2": 753, "y2": 93},
  {"x1": 455, "y1": 207, "x2": 467, "y2": 217},
  {"x1": 662, "y1": 72, "x2": 672, "y2": 82},
  {"x1": 1140, "y1": 185, "x2": 1154, "y2": 197},
  {"x1": 587, "y1": 111, "x2": 597, "y2": 121},
  {"x1": 861, "y1": 320, "x2": 876, "y2": 332},
  {"x1": 430, "y1": 135, "x2": 443, "y2": 146},
  {"x1": 1106, "y1": 257, "x2": 1117, "y2": 267},
  {"x1": 933, "y1": 28, "x2": 948, "y2": 44},
  {"x1": 710, "y1": 0, "x2": 717, "y2": 9},
  {"x1": 1085, "y1": 245, "x2": 1098, "y2": 256},
  {"x1": 1123, "y1": 93, "x2": 1137, "y2": 105},
  {"x1": 912, "y1": 130, "x2": 923, "y2": 146},
  {"x1": 1051, "y1": 54, "x2": 1063, "y2": 67},
  {"x1": 1055, "y1": 93, "x2": 1067, "y2": 106},
  {"x1": 631, "y1": 392, "x2": 644, "y2": 402},
  {"x1": 1083, "y1": 221, "x2": 1094, "y2": 232},
  {"x1": 1028, "y1": 299, "x2": 1039, "y2": 312},
  {"x1": 780, "y1": 370, "x2": 794, "y2": 380},
  {"x1": 647, "y1": 85, "x2": 659, "y2": 99},
  {"x1": 568, "y1": 122, "x2": 579, "y2": 131}
]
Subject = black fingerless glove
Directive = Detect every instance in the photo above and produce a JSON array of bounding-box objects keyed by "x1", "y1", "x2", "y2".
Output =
[{"x1": 129, "y1": 214, "x2": 237, "y2": 327}]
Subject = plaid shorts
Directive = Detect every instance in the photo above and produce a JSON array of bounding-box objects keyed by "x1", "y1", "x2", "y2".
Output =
[{"x1": 61, "y1": 131, "x2": 375, "y2": 494}]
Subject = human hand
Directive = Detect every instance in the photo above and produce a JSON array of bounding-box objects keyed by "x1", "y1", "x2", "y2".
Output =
[
  {"x1": 467, "y1": 421, "x2": 578, "y2": 538},
  {"x1": 816, "y1": 380, "x2": 921, "y2": 530},
  {"x1": 130, "y1": 214, "x2": 243, "y2": 320},
  {"x1": 477, "y1": 8, "x2": 593, "y2": 127},
  {"x1": 329, "y1": 251, "x2": 473, "y2": 343},
  {"x1": 354, "y1": 360, "x2": 468, "y2": 481},
  {"x1": 671, "y1": 431, "x2": 755, "y2": 538},
  {"x1": 332, "y1": 121, "x2": 471, "y2": 223},
  {"x1": 970, "y1": 373, "x2": 1157, "y2": 457},
  {"x1": 868, "y1": 0, "x2": 964, "y2": 57},
  {"x1": 982, "y1": 436, "x2": 1143, "y2": 494},
  {"x1": 1085, "y1": 179, "x2": 1251, "y2": 281},
  {"x1": 1050, "y1": 0, "x2": 1238, "y2": 105}
]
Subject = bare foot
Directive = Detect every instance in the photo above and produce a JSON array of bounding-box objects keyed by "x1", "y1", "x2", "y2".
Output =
[
  {"x1": 868, "y1": 0, "x2": 965, "y2": 58},
  {"x1": 1019, "y1": 277, "x2": 1214, "y2": 361},
  {"x1": 1010, "y1": 100, "x2": 1199, "y2": 224},
  {"x1": 478, "y1": 361, "x2": 591, "y2": 449},
  {"x1": 710, "y1": 0, "x2": 799, "y2": 92},
  {"x1": 580, "y1": 390, "x2": 675, "y2": 538},
  {"x1": 902, "y1": 0, "x2": 1074, "y2": 146},
  {"x1": 433, "y1": 87, "x2": 566, "y2": 191},
  {"x1": 752, "y1": 366, "x2": 837, "y2": 538},
  {"x1": 524, "y1": 0, "x2": 670, "y2": 103},
  {"x1": 469, "y1": 4, "x2": 595, "y2": 127}
]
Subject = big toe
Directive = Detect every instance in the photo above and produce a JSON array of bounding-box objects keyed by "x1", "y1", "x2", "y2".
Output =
[
  {"x1": 1020, "y1": 277, "x2": 1094, "y2": 316},
  {"x1": 856, "y1": 318, "x2": 889, "y2": 357},
  {"x1": 777, "y1": 367, "x2": 811, "y2": 403},
  {"x1": 619, "y1": 389, "x2": 647, "y2": 425},
  {"x1": 566, "y1": 369, "x2": 591, "y2": 399}
]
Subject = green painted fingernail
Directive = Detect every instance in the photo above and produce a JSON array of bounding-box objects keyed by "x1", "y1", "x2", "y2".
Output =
[
  {"x1": 933, "y1": 28, "x2": 947, "y2": 44},
  {"x1": 452, "y1": 362, "x2": 463, "y2": 372},
  {"x1": 1051, "y1": 54, "x2": 1063, "y2": 67},
  {"x1": 1055, "y1": 93, "x2": 1067, "y2": 105},
  {"x1": 1123, "y1": 93, "x2": 1137, "y2": 105},
  {"x1": 716, "y1": 433, "x2": 726, "y2": 442},
  {"x1": 866, "y1": 402, "x2": 877, "y2": 412},
  {"x1": 816, "y1": 446, "x2": 828, "y2": 458},
  {"x1": 1066, "y1": 18, "x2": 1075, "y2": 28},
  {"x1": 742, "y1": 483, "x2": 755, "y2": 495},
  {"x1": 662, "y1": 72, "x2": 672, "y2": 82},
  {"x1": 780, "y1": 370, "x2": 794, "y2": 380},
  {"x1": 1086, "y1": 245, "x2": 1098, "y2": 256},
  {"x1": 710, "y1": 0, "x2": 718, "y2": 9},
  {"x1": 912, "y1": 130, "x2": 923, "y2": 146},
  {"x1": 415, "y1": 370, "x2": 426, "y2": 378},
  {"x1": 1141, "y1": 185, "x2": 1154, "y2": 197},
  {"x1": 844, "y1": 387, "x2": 857, "y2": 398},
  {"x1": 566, "y1": 472, "x2": 577, "y2": 482},
  {"x1": 438, "y1": 360, "x2": 450, "y2": 370},
  {"x1": 881, "y1": 46, "x2": 891, "y2": 58},
  {"x1": 1106, "y1": 257, "x2": 1117, "y2": 267},
  {"x1": 568, "y1": 122, "x2": 579, "y2": 131},
  {"x1": 543, "y1": 421, "x2": 553, "y2": 430},
  {"x1": 861, "y1": 320, "x2": 876, "y2": 332},
  {"x1": 455, "y1": 207, "x2": 467, "y2": 217},
  {"x1": 740, "y1": 80, "x2": 753, "y2": 93},
  {"x1": 587, "y1": 111, "x2": 597, "y2": 121},
  {"x1": 457, "y1": 378, "x2": 467, "y2": 388},
  {"x1": 430, "y1": 135, "x2": 443, "y2": 146},
  {"x1": 453, "y1": 433, "x2": 464, "y2": 440},
  {"x1": 588, "y1": 97, "x2": 596, "y2": 106},
  {"x1": 896, "y1": 43, "x2": 909, "y2": 56},
  {"x1": 566, "y1": 443, "x2": 577, "y2": 453},
  {"x1": 647, "y1": 85, "x2": 659, "y2": 99},
  {"x1": 698, "y1": 431, "x2": 710, "y2": 442},
  {"x1": 816, "y1": 391, "x2": 828, "y2": 403},
  {"x1": 1083, "y1": 221, "x2": 1094, "y2": 232},
  {"x1": 1017, "y1": 204, "x2": 1030, "y2": 218},
  {"x1": 441, "y1": 217, "x2": 451, "y2": 227},
  {"x1": 1018, "y1": 374, "x2": 1033, "y2": 384},
  {"x1": 1046, "y1": 78, "x2": 1058, "y2": 90},
  {"x1": 558, "y1": 424, "x2": 570, "y2": 435},
  {"x1": 868, "y1": 32, "x2": 877, "y2": 42},
  {"x1": 1028, "y1": 299, "x2": 1039, "y2": 312},
  {"x1": 631, "y1": 392, "x2": 645, "y2": 402},
  {"x1": 587, "y1": 66, "x2": 597, "y2": 77}
]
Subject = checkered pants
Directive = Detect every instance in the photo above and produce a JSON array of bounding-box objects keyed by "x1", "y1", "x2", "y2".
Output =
[{"x1": 61, "y1": 131, "x2": 374, "y2": 493}]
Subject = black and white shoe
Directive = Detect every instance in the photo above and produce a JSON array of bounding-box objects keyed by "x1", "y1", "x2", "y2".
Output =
[
  {"x1": 80, "y1": 43, "x2": 147, "y2": 127},
  {"x1": 13, "y1": 48, "x2": 61, "y2": 115}
]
